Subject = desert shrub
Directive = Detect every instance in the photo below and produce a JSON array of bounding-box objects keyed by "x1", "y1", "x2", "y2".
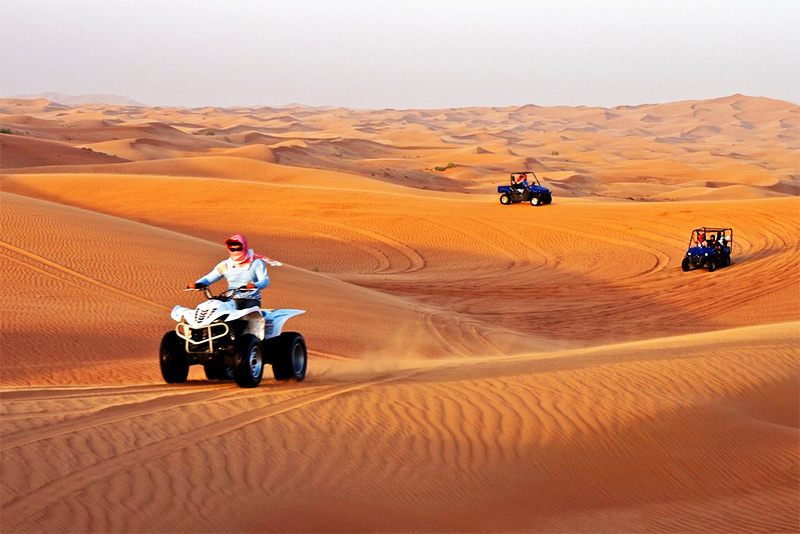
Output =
[
  {"x1": 434, "y1": 162, "x2": 456, "y2": 171},
  {"x1": 0, "y1": 128, "x2": 12, "y2": 134},
  {"x1": 204, "y1": 130, "x2": 215, "y2": 135},
  {"x1": 551, "y1": 150, "x2": 559, "y2": 155}
]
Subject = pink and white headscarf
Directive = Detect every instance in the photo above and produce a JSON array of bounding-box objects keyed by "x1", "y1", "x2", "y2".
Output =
[
  {"x1": 225, "y1": 234, "x2": 269, "y2": 266},
  {"x1": 225, "y1": 234, "x2": 251, "y2": 264}
]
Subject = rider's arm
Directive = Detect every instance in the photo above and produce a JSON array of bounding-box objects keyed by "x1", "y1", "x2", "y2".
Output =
[
  {"x1": 196, "y1": 262, "x2": 226, "y2": 287},
  {"x1": 253, "y1": 260, "x2": 270, "y2": 290}
]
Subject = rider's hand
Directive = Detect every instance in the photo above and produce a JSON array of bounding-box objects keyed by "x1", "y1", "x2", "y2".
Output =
[
  {"x1": 187, "y1": 282, "x2": 206, "y2": 289},
  {"x1": 246, "y1": 283, "x2": 256, "y2": 290}
]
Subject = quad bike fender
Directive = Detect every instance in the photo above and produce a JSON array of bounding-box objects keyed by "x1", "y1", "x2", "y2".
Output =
[
  {"x1": 227, "y1": 306, "x2": 263, "y2": 323},
  {"x1": 263, "y1": 309, "x2": 306, "y2": 340},
  {"x1": 224, "y1": 307, "x2": 266, "y2": 339},
  {"x1": 171, "y1": 305, "x2": 193, "y2": 323}
]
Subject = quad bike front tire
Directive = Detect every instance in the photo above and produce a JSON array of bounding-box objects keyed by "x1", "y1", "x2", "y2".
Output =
[
  {"x1": 499, "y1": 193, "x2": 511, "y2": 205},
  {"x1": 233, "y1": 334, "x2": 264, "y2": 388},
  {"x1": 272, "y1": 332, "x2": 307, "y2": 381},
  {"x1": 160, "y1": 331, "x2": 189, "y2": 383},
  {"x1": 530, "y1": 196, "x2": 541, "y2": 206},
  {"x1": 724, "y1": 254, "x2": 731, "y2": 267},
  {"x1": 708, "y1": 258, "x2": 717, "y2": 272},
  {"x1": 681, "y1": 257, "x2": 691, "y2": 272}
]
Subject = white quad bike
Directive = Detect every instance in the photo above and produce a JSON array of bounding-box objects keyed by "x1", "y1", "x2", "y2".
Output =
[{"x1": 160, "y1": 287, "x2": 307, "y2": 388}]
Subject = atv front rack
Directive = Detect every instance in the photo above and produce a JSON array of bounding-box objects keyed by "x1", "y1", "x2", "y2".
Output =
[{"x1": 176, "y1": 322, "x2": 230, "y2": 353}]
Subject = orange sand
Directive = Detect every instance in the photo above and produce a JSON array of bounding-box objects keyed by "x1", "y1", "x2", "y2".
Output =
[{"x1": 1, "y1": 95, "x2": 798, "y2": 532}]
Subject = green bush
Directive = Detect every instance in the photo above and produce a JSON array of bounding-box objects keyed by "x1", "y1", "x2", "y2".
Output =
[
  {"x1": 434, "y1": 162, "x2": 456, "y2": 172},
  {"x1": 0, "y1": 128, "x2": 12, "y2": 134},
  {"x1": 204, "y1": 130, "x2": 215, "y2": 136}
]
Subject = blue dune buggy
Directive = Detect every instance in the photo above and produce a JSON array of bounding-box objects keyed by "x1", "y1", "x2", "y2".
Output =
[
  {"x1": 497, "y1": 171, "x2": 552, "y2": 206},
  {"x1": 682, "y1": 227, "x2": 733, "y2": 272}
]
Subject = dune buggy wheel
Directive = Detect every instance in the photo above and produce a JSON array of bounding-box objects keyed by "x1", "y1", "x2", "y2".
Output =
[
  {"x1": 272, "y1": 332, "x2": 307, "y2": 381},
  {"x1": 708, "y1": 258, "x2": 717, "y2": 272},
  {"x1": 233, "y1": 334, "x2": 264, "y2": 388},
  {"x1": 530, "y1": 196, "x2": 541, "y2": 206},
  {"x1": 499, "y1": 193, "x2": 511, "y2": 205},
  {"x1": 724, "y1": 255, "x2": 731, "y2": 267},
  {"x1": 681, "y1": 257, "x2": 691, "y2": 272},
  {"x1": 160, "y1": 331, "x2": 189, "y2": 383}
]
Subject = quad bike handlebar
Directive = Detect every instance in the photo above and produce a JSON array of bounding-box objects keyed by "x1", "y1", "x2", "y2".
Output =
[{"x1": 184, "y1": 286, "x2": 255, "y2": 300}]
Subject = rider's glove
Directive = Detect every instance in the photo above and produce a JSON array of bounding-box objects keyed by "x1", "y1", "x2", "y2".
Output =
[
  {"x1": 245, "y1": 283, "x2": 256, "y2": 290},
  {"x1": 187, "y1": 282, "x2": 206, "y2": 289}
]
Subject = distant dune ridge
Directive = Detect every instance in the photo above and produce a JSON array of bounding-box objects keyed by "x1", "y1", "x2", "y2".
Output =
[
  {"x1": 0, "y1": 94, "x2": 798, "y2": 533},
  {"x1": 1, "y1": 93, "x2": 797, "y2": 201},
  {"x1": 7, "y1": 91, "x2": 146, "y2": 107}
]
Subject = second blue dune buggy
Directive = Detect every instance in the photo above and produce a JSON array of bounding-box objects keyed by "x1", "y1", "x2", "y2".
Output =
[{"x1": 682, "y1": 227, "x2": 733, "y2": 272}]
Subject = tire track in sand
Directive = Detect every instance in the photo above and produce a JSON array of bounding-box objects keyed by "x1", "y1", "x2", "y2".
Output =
[
  {"x1": 0, "y1": 384, "x2": 331, "y2": 453},
  {"x1": 0, "y1": 240, "x2": 169, "y2": 311},
  {"x1": 1, "y1": 366, "x2": 438, "y2": 524}
]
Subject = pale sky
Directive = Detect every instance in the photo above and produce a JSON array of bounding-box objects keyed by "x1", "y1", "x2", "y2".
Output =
[{"x1": 1, "y1": 0, "x2": 798, "y2": 109}]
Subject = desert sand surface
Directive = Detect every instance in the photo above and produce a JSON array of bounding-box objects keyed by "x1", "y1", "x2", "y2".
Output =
[{"x1": 1, "y1": 95, "x2": 798, "y2": 532}]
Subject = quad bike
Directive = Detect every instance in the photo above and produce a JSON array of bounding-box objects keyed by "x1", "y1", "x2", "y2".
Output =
[{"x1": 160, "y1": 287, "x2": 307, "y2": 388}]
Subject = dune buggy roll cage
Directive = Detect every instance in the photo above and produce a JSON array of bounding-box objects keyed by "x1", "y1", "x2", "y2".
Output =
[
  {"x1": 510, "y1": 171, "x2": 542, "y2": 186},
  {"x1": 689, "y1": 227, "x2": 733, "y2": 247}
]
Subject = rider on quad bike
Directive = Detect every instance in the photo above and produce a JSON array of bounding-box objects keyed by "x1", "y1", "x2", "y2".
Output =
[
  {"x1": 188, "y1": 234, "x2": 273, "y2": 308},
  {"x1": 162, "y1": 233, "x2": 305, "y2": 388}
]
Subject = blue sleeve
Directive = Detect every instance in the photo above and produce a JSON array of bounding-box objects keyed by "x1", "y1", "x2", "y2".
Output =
[
  {"x1": 254, "y1": 259, "x2": 270, "y2": 290},
  {"x1": 196, "y1": 262, "x2": 225, "y2": 286}
]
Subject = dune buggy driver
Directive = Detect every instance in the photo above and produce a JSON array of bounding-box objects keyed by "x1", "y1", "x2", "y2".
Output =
[{"x1": 189, "y1": 234, "x2": 270, "y2": 309}]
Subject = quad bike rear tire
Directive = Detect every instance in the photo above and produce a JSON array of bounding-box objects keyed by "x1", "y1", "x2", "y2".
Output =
[
  {"x1": 204, "y1": 361, "x2": 233, "y2": 380},
  {"x1": 530, "y1": 196, "x2": 541, "y2": 206},
  {"x1": 681, "y1": 257, "x2": 691, "y2": 272},
  {"x1": 272, "y1": 332, "x2": 307, "y2": 381},
  {"x1": 708, "y1": 258, "x2": 717, "y2": 272},
  {"x1": 233, "y1": 334, "x2": 264, "y2": 388},
  {"x1": 160, "y1": 331, "x2": 189, "y2": 383},
  {"x1": 724, "y1": 255, "x2": 731, "y2": 267},
  {"x1": 499, "y1": 193, "x2": 511, "y2": 205}
]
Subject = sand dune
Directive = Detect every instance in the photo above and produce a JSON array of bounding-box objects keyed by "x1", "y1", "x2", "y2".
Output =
[
  {"x1": 0, "y1": 133, "x2": 128, "y2": 168},
  {"x1": 1, "y1": 321, "x2": 796, "y2": 532},
  {"x1": 1, "y1": 96, "x2": 798, "y2": 532}
]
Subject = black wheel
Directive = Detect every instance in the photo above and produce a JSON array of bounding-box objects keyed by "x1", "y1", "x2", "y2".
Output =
[
  {"x1": 724, "y1": 254, "x2": 731, "y2": 267},
  {"x1": 233, "y1": 334, "x2": 264, "y2": 388},
  {"x1": 543, "y1": 195, "x2": 552, "y2": 205},
  {"x1": 681, "y1": 257, "x2": 691, "y2": 272},
  {"x1": 530, "y1": 196, "x2": 541, "y2": 206},
  {"x1": 499, "y1": 193, "x2": 511, "y2": 205},
  {"x1": 160, "y1": 331, "x2": 189, "y2": 383},
  {"x1": 272, "y1": 332, "x2": 307, "y2": 381},
  {"x1": 204, "y1": 360, "x2": 233, "y2": 380},
  {"x1": 708, "y1": 258, "x2": 716, "y2": 272}
]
